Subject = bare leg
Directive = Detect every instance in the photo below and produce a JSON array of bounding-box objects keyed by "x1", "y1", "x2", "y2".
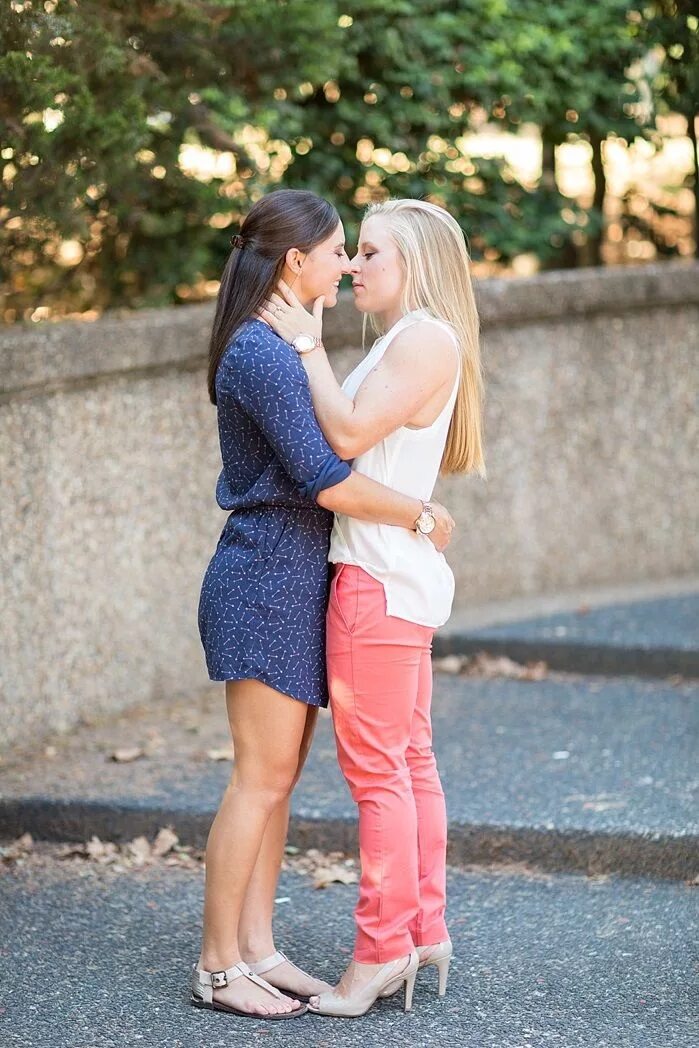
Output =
[
  {"x1": 238, "y1": 705, "x2": 332, "y2": 997},
  {"x1": 196, "y1": 678, "x2": 310, "y2": 1016}
]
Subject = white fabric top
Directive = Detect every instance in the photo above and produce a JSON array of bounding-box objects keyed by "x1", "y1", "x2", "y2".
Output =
[{"x1": 328, "y1": 309, "x2": 461, "y2": 628}]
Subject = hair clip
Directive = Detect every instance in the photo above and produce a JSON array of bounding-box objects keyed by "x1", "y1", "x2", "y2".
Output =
[{"x1": 231, "y1": 233, "x2": 245, "y2": 249}]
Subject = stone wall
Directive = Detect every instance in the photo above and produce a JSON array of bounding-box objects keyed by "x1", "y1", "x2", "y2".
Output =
[{"x1": 1, "y1": 262, "x2": 697, "y2": 752}]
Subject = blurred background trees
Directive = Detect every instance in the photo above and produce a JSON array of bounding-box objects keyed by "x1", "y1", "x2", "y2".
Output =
[{"x1": 1, "y1": 0, "x2": 696, "y2": 320}]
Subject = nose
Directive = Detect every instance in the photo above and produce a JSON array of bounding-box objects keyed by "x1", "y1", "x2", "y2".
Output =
[
  {"x1": 340, "y1": 252, "x2": 352, "y2": 274},
  {"x1": 349, "y1": 254, "x2": 361, "y2": 272}
]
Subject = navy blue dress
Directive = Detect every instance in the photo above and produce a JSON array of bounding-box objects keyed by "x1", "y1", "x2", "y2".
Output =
[{"x1": 198, "y1": 319, "x2": 351, "y2": 707}]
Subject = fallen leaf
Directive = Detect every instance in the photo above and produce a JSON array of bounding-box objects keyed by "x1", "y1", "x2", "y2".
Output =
[
  {"x1": 207, "y1": 745, "x2": 234, "y2": 761},
  {"x1": 86, "y1": 836, "x2": 119, "y2": 864},
  {"x1": 54, "y1": 843, "x2": 88, "y2": 860},
  {"x1": 313, "y1": 864, "x2": 358, "y2": 889},
  {"x1": 0, "y1": 833, "x2": 34, "y2": 862},
  {"x1": 126, "y1": 836, "x2": 152, "y2": 866},
  {"x1": 110, "y1": 747, "x2": 144, "y2": 763},
  {"x1": 152, "y1": 827, "x2": 179, "y2": 857},
  {"x1": 462, "y1": 652, "x2": 548, "y2": 681},
  {"x1": 432, "y1": 655, "x2": 464, "y2": 675}
]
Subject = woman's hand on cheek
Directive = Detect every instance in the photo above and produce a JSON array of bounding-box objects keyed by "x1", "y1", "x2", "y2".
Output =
[{"x1": 258, "y1": 280, "x2": 324, "y2": 345}]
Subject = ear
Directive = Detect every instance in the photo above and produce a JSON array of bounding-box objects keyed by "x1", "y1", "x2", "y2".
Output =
[{"x1": 284, "y1": 247, "x2": 305, "y2": 274}]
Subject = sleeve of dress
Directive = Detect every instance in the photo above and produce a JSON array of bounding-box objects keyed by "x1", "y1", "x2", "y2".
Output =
[{"x1": 221, "y1": 324, "x2": 351, "y2": 501}]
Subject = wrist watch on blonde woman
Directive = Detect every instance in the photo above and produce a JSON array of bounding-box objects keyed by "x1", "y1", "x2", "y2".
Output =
[
  {"x1": 291, "y1": 333, "x2": 323, "y2": 354},
  {"x1": 414, "y1": 500, "x2": 436, "y2": 535}
]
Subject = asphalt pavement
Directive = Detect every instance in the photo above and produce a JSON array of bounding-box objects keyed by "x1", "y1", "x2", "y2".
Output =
[{"x1": 1, "y1": 854, "x2": 697, "y2": 1048}]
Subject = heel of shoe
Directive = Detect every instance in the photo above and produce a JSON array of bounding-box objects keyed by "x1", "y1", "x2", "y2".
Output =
[
  {"x1": 435, "y1": 956, "x2": 450, "y2": 997},
  {"x1": 403, "y1": 969, "x2": 417, "y2": 1012}
]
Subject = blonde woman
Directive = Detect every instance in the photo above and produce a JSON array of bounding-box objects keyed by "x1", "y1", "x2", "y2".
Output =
[{"x1": 261, "y1": 198, "x2": 485, "y2": 1017}]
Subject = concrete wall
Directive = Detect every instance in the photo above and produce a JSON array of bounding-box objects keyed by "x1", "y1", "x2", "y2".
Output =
[{"x1": 1, "y1": 262, "x2": 697, "y2": 752}]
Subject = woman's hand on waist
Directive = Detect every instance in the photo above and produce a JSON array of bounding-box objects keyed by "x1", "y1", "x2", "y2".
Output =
[{"x1": 426, "y1": 500, "x2": 456, "y2": 553}]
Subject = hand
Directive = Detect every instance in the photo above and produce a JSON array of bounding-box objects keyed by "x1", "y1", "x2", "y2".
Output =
[
  {"x1": 259, "y1": 279, "x2": 324, "y2": 347},
  {"x1": 426, "y1": 500, "x2": 456, "y2": 553}
]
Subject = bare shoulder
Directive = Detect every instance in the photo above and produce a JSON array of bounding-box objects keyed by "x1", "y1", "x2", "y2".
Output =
[{"x1": 382, "y1": 319, "x2": 458, "y2": 382}]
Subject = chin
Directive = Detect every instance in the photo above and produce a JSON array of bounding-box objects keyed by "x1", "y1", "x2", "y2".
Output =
[{"x1": 323, "y1": 288, "x2": 339, "y2": 307}]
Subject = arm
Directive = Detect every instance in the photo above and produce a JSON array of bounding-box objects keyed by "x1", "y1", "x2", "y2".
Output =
[
  {"x1": 261, "y1": 285, "x2": 457, "y2": 459},
  {"x1": 224, "y1": 325, "x2": 454, "y2": 547}
]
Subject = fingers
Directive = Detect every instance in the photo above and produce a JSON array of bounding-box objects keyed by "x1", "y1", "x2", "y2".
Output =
[
  {"x1": 268, "y1": 291, "x2": 286, "y2": 310},
  {"x1": 312, "y1": 295, "x2": 325, "y2": 319},
  {"x1": 258, "y1": 307, "x2": 281, "y2": 327}
]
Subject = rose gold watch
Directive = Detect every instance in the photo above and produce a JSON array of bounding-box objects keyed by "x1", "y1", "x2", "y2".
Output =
[
  {"x1": 291, "y1": 333, "x2": 323, "y2": 355},
  {"x1": 414, "y1": 501, "x2": 436, "y2": 535}
]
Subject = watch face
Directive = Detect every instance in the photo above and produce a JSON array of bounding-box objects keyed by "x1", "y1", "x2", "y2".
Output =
[
  {"x1": 418, "y1": 512, "x2": 436, "y2": 534},
  {"x1": 293, "y1": 334, "x2": 316, "y2": 353}
]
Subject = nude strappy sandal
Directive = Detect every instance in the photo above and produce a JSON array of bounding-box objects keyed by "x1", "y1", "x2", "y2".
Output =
[
  {"x1": 248, "y1": 950, "x2": 329, "y2": 1003},
  {"x1": 191, "y1": 960, "x2": 307, "y2": 1019}
]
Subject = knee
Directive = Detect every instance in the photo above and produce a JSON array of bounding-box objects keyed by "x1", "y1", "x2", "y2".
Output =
[
  {"x1": 229, "y1": 767, "x2": 296, "y2": 811},
  {"x1": 406, "y1": 743, "x2": 436, "y2": 769},
  {"x1": 344, "y1": 759, "x2": 412, "y2": 801},
  {"x1": 406, "y1": 746, "x2": 442, "y2": 782}
]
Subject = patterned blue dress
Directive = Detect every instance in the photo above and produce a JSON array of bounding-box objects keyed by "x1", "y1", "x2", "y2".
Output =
[{"x1": 198, "y1": 319, "x2": 351, "y2": 707}]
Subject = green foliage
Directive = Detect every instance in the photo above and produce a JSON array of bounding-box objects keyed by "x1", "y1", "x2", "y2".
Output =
[{"x1": 0, "y1": 0, "x2": 694, "y2": 318}]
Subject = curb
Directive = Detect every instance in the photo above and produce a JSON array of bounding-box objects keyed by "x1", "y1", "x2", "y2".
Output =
[
  {"x1": 432, "y1": 634, "x2": 699, "y2": 680},
  {"x1": 2, "y1": 797, "x2": 696, "y2": 882}
]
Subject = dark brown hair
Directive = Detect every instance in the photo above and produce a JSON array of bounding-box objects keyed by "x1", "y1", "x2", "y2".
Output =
[{"x1": 207, "y1": 189, "x2": 340, "y2": 404}]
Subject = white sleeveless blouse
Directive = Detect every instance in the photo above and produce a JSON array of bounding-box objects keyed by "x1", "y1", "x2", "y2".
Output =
[{"x1": 328, "y1": 309, "x2": 461, "y2": 628}]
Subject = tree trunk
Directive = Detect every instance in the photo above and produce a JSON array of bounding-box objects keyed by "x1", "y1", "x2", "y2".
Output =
[
  {"x1": 541, "y1": 135, "x2": 556, "y2": 191},
  {"x1": 587, "y1": 131, "x2": 606, "y2": 266},
  {"x1": 540, "y1": 129, "x2": 577, "y2": 269},
  {"x1": 688, "y1": 112, "x2": 699, "y2": 260}
]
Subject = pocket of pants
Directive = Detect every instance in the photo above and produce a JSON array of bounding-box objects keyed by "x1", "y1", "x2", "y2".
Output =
[{"x1": 330, "y1": 564, "x2": 360, "y2": 634}]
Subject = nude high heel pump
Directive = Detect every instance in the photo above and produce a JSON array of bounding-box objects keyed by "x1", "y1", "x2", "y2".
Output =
[
  {"x1": 307, "y1": 950, "x2": 419, "y2": 1018},
  {"x1": 417, "y1": 941, "x2": 453, "y2": 996}
]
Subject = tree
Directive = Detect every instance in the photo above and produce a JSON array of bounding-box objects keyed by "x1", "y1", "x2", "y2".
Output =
[
  {"x1": 0, "y1": 1, "x2": 690, "y2": 320},
  {"x1": 643, "y1": 0, "x2": 699, "y2": 256},
  {"x1": 0, "y1": 0, "x2": 342, "y2": 316}
]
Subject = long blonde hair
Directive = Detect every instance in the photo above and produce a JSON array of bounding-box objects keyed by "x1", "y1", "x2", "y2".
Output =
[{"x1": 363, "y1": 199, "x2": 485, "y2": 477}]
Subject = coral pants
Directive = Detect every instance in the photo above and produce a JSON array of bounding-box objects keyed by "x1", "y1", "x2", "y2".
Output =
[{"x1": 326, "y1": 563, "x2": 449, "y2": 963}]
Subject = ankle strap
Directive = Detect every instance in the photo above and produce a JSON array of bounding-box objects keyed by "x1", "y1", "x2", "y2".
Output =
[
  {"x1": 192, "y1": 960, "x2": 285, "y2": 1005},
  {"x1": 248, "y1": 950, "x2": 287, "y2": 975}
]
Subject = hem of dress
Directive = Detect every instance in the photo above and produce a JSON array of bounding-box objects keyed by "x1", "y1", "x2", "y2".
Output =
[{"x1": 206, "y1": 670, "x2": 328, "y2": 708}]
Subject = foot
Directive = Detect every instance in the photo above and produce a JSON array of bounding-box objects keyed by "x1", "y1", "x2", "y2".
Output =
[
  {"x1": 251, "y1": 955, "x2": 332, "y2": 999},
  {"x1": 197, "y1": 959, "x2": 301, "y2": 1017},
  {"x1": 309, "y1": 955, "x2": 410, "y2": 1010}
]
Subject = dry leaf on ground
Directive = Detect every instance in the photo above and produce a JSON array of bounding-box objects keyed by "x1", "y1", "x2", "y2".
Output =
[
  {"x1": 152, "y1": 827, "x2": 179, "y2": 857},
  {"x1": 0, "y1": 832, "x2": 34, "y2": 863},
  {"x1": 463, "y1": 652, "x2": 548, "y2": 681},
  {"x1": 207, "y1": 745, "x2": 235, "y2": 761},
  {"x1": 126, "y1": 836, "x2": 152, "y2": 866},
  {"x1": 110, "y1": 746, "x2": 144, "y2": 763},
  {"x1": 86, "y1": 835, "x2": 120, "y2": 864},
  {"x1": 432, "y1": 655, "x2": 465, "y2": 675},
  {"x1": 313, "y1": 864, "x2": 359, "y2": 889}
]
